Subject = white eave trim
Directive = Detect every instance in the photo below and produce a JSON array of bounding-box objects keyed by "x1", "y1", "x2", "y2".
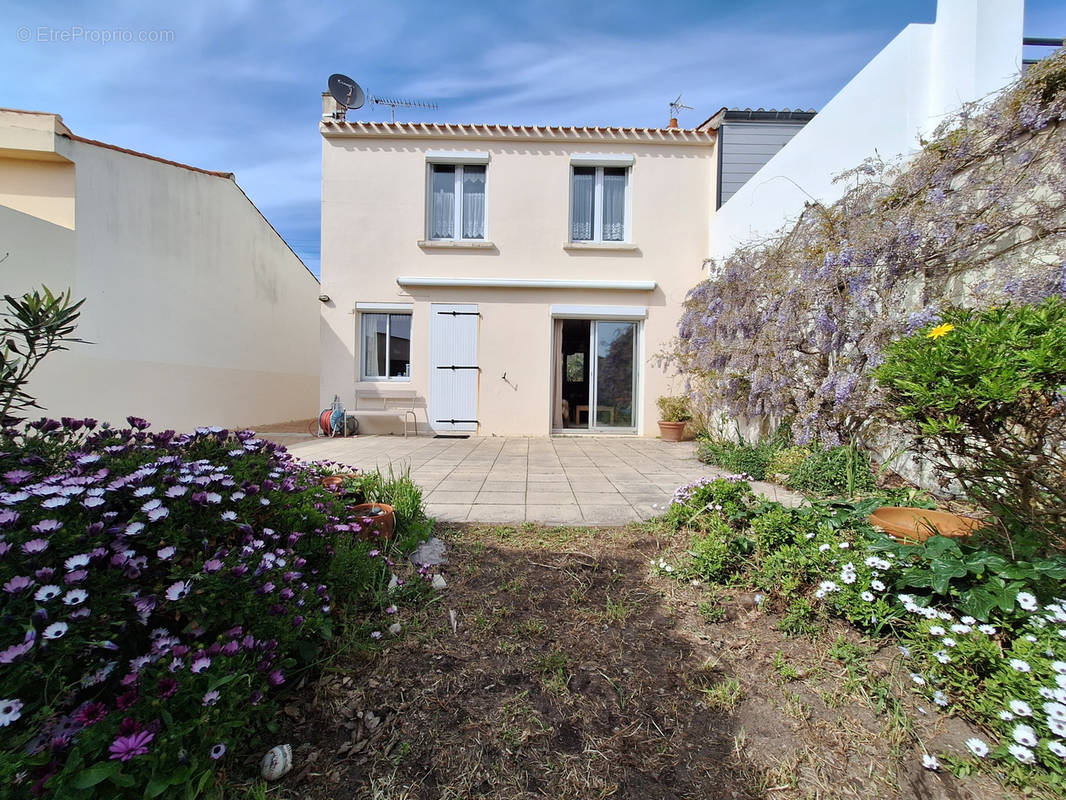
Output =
[
  {"x1": 355, "y1": 302, "x2": 415, "y2": 312},
  {"x1": 425, "y1": 150, "x2": 490, "y2": 164},
  {"x1": 570, "y1": 153, "x2": 635, "y2": 166},
  {"x1": 551, "y1": 304, "x2": 648, "y2": 320},
  {"x1": 396, "y1": 276, "x2": 655, "y2": 291}
]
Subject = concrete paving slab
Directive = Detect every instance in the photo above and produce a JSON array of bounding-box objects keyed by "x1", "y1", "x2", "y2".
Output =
[{"x1": 275, "y1": 434, "x2": 804, "y2": 526}]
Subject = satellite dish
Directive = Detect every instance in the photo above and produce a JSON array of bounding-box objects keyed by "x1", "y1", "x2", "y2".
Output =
[{"x1": 328, "y1": 74, "x2": 365, "y2": 111}]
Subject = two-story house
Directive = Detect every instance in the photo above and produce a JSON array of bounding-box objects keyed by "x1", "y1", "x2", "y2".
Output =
[{"x1": 319, "y1": 95, "x2": 717, "y2": 438}]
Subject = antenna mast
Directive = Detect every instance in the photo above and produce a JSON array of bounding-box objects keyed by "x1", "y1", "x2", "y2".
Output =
[
  {"x1": 669, "y1": 93, "x2": 693, "y2": 126},
  {"x1": 371, "y1": 96, "x2": 438, "y2": 122}
]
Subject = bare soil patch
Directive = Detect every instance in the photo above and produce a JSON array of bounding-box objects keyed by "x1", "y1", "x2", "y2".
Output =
[{"x1": 266, "y1": 523, "x2": 1011, "y2": 800}]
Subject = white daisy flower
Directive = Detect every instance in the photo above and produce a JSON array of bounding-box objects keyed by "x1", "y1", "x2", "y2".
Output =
[
  {"x1": 933, "y1": 690, "x2": 948, "y2": 707},
  {"x1": 0, "y1": 698, "x2": 23, "y2": 727},
  {"x1": 1012, "y1": 724, "x2": 1038, "y2": 747},
  {"x1": 934, "y1": 650, "x2": 952, "y2": 664},
  {"x1": 1009, "y1": 658, "x2": 1031, "y2": 673},
  {"x1": 861, "y1": 591, "x2": 875, "y2": 602},
  {"x1": 942, "y1": 637, "x2": 957, "y2": 648},
  {"x1": 997, "y1": 710, "x2": 1015, "y2": 721},
  {"x1": 910, "y1": 672, "x2": 926, "y2": 686},
  {"x1": 929, "y1": 626, "x2": 946, "y2": 636},
  {"x1": 1051, "y1": 661, "x2": 1066, "y2": 675},
  {"x1": 1042, "y1": 701, "x2": 1066, "y2": 722},
  {"x1": 965, "y1": 737, "x2": 989, "y2": 758},
  {"x1": 950, "y1": 624, "x2": 971, "y2": 634},
  {"x1": 1008, "y1": 744, "x2": 1035, "y2": 764},
  {"x1": 34, "y1": 585, "x2": 62, "y2": 602},
  {"x1": 1048, "y1": 741, "x2": 1066, "y2": 760},
  {"x1": 818, "y1": 544, "x2": 831, "y2": 552},
  {"x1": 978, "y1": 624, "x2": 996, "y2": 635},
  {"x1": 960, "y1": 616, "x2": 976, "y2": 625},
  {"x1": 870, "y1": 579, "x2": 886, "y2": 592},
  {"x1": 1017, "y1": 592, "x2": 1039, "y2": 612},
  {"x1": 921, "y1": 754, "x2": 939, "y2": 771},
  {"x1": 1009, "y1": 700, "x2": 1033, "y2": 717}
]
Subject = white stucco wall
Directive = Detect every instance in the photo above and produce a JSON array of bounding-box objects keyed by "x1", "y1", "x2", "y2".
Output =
[
  {"x1": 708, "y1": 0, "x2": 1024, "y2": 259},
  {"x1": 320, "y1": 124, "x2": 715, "y2": 437},
  {"x1": 0, "y1": 115, "x2": 320, "y2": 431}
]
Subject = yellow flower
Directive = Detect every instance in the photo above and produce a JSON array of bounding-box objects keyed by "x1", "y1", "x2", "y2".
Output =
[{"x1": 925, "y1": 323, "x2": 955, "y2": 340}]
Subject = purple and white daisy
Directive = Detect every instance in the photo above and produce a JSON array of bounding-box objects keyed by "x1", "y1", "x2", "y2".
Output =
[
  {"x1": 1009, "y1": 658, "x2": 1031, "y2": 673},
  {"x1": 146, "y1": 506, "x2": 169, "y2": 522},
  {"x1": 1012, "y1": 724, "x2": 1038, "y2": 747},
  {"x1": 1016, "y1": 592, "x2": 1039, "y2": 612},
  {"x1": 0, "y1": 698, "x2": 23, "y2": 727},
  {"x1": 64, "y1": 553, "x2": 90, "y2": 571},
  {"x1": 202, "y1": 690, "x2": 220, "y2": 706},
  {"x1": 21, "y1": 539, "x2": 48, "y2": 555},
  {"x1": 30, "y1": 519, "x2": 62, "y2": 534},
  {"x1": 165, "y1": 581, "x2": 190, "y2": 602},
  {"x1": 190, "y1": 655, "x2": 211, "y2": 674},
  {"x1": 210, "y1": 743, "x2": 227, "y2": 759},
  {"x1": 1008, "y1": 743, "x2": 1035, "y2": 764},
  {"x1": 108, "y1": 730, "x2": 154, "y2": 761},
  {"x1": 3, "y1": 575, "x2": 32, "y2": 594},
  {"x1": 41, "y1": 497, "x2": 69, "y2": 508},
  {"x1": 157, "y1": 546, "x2": 176, "y2": 561},
  {"x1": 43, "y1": 622, "x2": 68, "y2": 639},
  {"x1": 34, "y1": 584, "x2": 62, "y2": 602},
  {"x1": 1009, "y1": 700, "x2": 1033, "y2": 717},
  {"x1": 63, "y1": 589, "x2": 88, "y2": 606}
]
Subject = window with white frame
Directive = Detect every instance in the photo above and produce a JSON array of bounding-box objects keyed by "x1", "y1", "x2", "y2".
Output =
[
  {"x1": 570, "y1": 165, "x2": 629, "y2": 242},
  {"x1": 428, "y1": 163, "x2": 486, "y2": 240},
  {"x1": 360, "y1": 313, "x2": 411, "y2": 380}
]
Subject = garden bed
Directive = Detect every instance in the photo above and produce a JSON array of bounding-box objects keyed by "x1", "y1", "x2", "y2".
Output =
[{"x1": 264, "y1": 523, "x2": 1009, "y2": 800}]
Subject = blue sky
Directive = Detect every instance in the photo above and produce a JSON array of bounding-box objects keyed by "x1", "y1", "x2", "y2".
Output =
[{"x1": 2, "y1": 1, "x2": 1064, "y2": 276}]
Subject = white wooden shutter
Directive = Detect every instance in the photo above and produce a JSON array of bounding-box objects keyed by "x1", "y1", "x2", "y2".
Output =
[{"x1": 429, "y1": 303, "x2": 479, "y2": 432}]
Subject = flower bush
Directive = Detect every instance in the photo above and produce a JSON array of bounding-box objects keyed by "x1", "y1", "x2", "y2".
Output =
[
  {"x1": 874, "y1": 298, "x2": 1066, "y2": 553},
  {"x1": 0, "y1": 417, "x2": 409, "y2": 798},
  {"x1": 656, "y1": 489, "x2": 1066, "y2": 790},
  {"x1": 666, "y1": 48, "x2": 1066, "y2": 447}
]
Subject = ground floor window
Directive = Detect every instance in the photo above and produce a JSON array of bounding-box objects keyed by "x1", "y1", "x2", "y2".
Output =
[{"x1": 361, "y1": 313, "x2": 411, "y2": 380}]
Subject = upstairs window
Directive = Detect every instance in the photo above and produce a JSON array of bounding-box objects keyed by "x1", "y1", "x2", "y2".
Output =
[
  {"x1": 570, "y1": 165, "x2": 628, "y2": 242},
  {"x1": 429, "y1": 164, "x2": 486, "y2": 240}
]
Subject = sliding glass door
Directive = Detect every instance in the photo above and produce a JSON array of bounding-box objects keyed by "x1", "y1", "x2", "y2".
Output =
[{"x1": 591, "y1": 321, "x2": 636, "y2": 431}]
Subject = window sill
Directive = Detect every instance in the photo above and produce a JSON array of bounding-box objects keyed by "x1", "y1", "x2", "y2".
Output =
[
  {"x1": 563, "y1": 241, "x2": 639, "y2": 251},
  {"x1": 418, "y1": 239, "x2": 496, "y2": 250}
]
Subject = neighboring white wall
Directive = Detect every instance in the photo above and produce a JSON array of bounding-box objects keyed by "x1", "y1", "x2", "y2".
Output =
[
  {"x1": 708, "y1": 0, "x2": 1024, "y2": 259},
  {"x1": 0, "y1": 121, "x2": 320, "y2": 431},
  {"x1": 320, "y1": 126, "x2": 715, "y2": 437}
]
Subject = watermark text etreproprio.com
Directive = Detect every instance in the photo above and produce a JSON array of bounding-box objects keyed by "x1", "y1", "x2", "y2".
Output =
[{"x1": 15, "y1": 26, "x2": 175, "y2": 44}]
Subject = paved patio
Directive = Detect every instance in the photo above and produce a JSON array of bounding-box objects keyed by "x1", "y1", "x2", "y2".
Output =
[{"x1": 277, "y1": 434, "x2": 803, "y2": 525}]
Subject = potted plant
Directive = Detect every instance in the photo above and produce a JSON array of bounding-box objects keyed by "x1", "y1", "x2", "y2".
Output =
[{"x1": 656, "y1": 396, "x2": 692, "y2": 442}]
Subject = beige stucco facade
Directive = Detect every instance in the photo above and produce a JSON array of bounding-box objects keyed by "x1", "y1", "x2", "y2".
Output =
[
  {"x1": 320, "y1": 103, "x2": 716, "y2": 437},
  {"x1": 0, "y1": 108, "x2": 320, "y2": 431}
]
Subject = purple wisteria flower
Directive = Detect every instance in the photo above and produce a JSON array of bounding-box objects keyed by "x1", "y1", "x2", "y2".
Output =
[{"x1": 108, "y1": 729, "x2": 154, "y2": 761}]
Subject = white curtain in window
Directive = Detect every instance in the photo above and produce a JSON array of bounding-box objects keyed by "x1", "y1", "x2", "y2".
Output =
[
  {"x1": 461, "y1": 166, "x2": 486, "y2": 239},
  {"x1": 430, "y1": 166, "x2": 455, "y2": 239},
  {"x1": 602, "y1": 168, "x2": 626, "y2": 241},
  {"x1": 362, "y1": 314, "x2": 386, "y2": 378},
  {"x1": 571, "y1": 167, "x2": 595, "y2": 240}
]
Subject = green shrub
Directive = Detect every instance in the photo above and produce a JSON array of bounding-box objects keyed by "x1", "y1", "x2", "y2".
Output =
[
  {"x1": 786, "y1": 444, "x2": 876, "y2": 497},
  {"x1": 766, "y1": 445, "x2": 811, "y2": 478},
  {"x1": 687, "y1": 518, "x2": 738, "y2": 582},
  {"x1": 875, "y1": 298, "x2": 1066, "y2": 553},
  {"x1": 697, "y1": 439, "x2": 775, "y2": 480},
  {"x1": 669, "y1": 476, "x2": 754, "y2": 528},
  {"x1": 750, "y1": 506, "x2": 796, "y2": 553},
  {"x1": 656, "y1": 395, "x2": 692, "y2": 422},
  {"x1": 752, "y1": 544, "x2": 809, "y2": 594},
  {"x1": 777, "y1": 597, "x2": 824, "y2": 638}
]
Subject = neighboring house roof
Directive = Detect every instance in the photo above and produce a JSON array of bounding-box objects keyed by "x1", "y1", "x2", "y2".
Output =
[
  {"x1": 62, "y1": 133, "x2": 235, "y2": 179},
  {"x1": 698, "y1": 107, "x2": 817, "y2": 131},
  {"x1": 320, "y1": 119, "x2": 715, "y2": 143},
  {"x1": 0, "y1": 107, "x2": 316, "y2": 281}
]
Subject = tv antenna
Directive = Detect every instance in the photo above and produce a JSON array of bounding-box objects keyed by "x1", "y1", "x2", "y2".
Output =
[
  {"x1": 327, "y1": 73, "x2": 437, "y2": 122},
  {"x1": 669, "y1": 93, "x2": 693, "y2": 124}
]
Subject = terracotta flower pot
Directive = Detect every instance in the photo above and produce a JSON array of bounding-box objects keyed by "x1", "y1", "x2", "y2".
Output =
[
  {"x1": 349, "y1": 502, "x2": 395, "y2": 541},
  {"x1": 658, "y1": 420, "x2": 688, "y2": 442},
  {"x1": 321, "y1": 471, "x2": 359, "y2": 492},
  {"x1": 869, "y1": 506, "x2": 985, "y2": 544}
]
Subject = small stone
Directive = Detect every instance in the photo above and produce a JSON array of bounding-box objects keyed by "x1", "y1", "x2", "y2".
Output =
[
  {"x1": 388, "y1": 622, "x2": 402, "y2": 636},
  {"x1": 432, "y1": 574, "x2": 448, "y2": 589},
  {"x1": 409, "y1": 537, "x2": 449, "y2": 566}
]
